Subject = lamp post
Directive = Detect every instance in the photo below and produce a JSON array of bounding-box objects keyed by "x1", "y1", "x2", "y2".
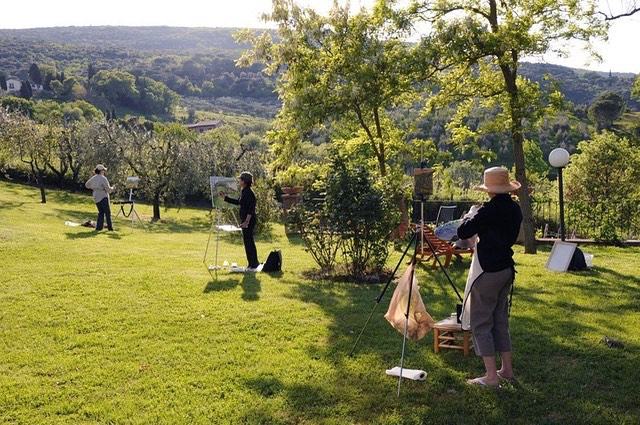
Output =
[{"x1": 549, "y1": 148, "x2": 570, "y2": 241}]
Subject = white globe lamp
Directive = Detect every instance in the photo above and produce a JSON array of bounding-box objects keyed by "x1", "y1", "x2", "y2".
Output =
[{"x1": 548, "y1": 148, "x2": 570, "y2": 168}]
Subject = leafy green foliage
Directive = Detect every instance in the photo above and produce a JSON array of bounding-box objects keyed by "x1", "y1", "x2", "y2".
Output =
[
  {"x1": 325, "y1": 156, "x2": 398, "y2": 277},
  {"x1": 0, "y1": 96, "x2": 34, "y2": 117},
  {"x1": 238, "y1": 0, "x2": 427, "y2": 175},
  {"x1": 565, "y1": 132, "x2": 640, "y2": 241},
  {"x1": 588, "y1": 91, "x2": 626, "y2": 131}
]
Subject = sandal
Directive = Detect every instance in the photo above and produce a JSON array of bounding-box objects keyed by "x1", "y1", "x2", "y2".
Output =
[
  {"x1": 497, "y1": 371, "x2": 516, "y2": 383},
  {"x1": 466, "y1": 377, "x2": 500, "y2": 388}
]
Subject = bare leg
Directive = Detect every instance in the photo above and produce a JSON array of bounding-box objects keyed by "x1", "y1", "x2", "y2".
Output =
[
  {"x1": 467, "y1": 355, "x2": 499, "y2": 386},
  {"x1": 498, "y1": 351, "x2": 513, "y2": 379},
  {"x1": 482, "y1": 355, "x2": 499, "y2": 385}
]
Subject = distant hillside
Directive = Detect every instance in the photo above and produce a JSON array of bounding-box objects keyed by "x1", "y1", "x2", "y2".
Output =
[
  {"x1": 0, "y1": 26, "x2": 251, "y2": 54},
  {"x1": 519, "y1": 62, "x2": 639, "y2": 110},
  {"x1": 0, "y1": 26, "x2": 637, "y2": 118}
]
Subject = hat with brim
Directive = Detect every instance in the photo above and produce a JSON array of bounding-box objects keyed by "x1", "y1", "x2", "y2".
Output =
[
  {"x1": 475, "y1": 167, "x2": 521, "y2": 194},
  {"x1": 96, "y1": 164, "x2": 107, "y2": 171}
]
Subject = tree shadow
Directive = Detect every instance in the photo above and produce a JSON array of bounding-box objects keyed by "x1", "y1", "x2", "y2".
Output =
[{"x1": 277, "y1": 257, "x2": 640, "y2": 423}]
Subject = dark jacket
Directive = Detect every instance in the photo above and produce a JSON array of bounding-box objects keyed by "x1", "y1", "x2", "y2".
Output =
[
  {"x1": 457, "y1": 194, "x2": 522, "y2": 272},
  {"x1": 224, "y1": 187, "x2": 256, "y2": 224}
]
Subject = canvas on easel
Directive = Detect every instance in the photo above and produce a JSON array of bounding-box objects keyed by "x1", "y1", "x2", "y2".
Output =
[{"x1": 204, "y1": 176, "x2": 243, "y2": 278}]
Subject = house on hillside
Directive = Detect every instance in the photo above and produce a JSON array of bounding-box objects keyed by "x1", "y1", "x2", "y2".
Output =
[
  {"x1": 4, "y1": 78, "x2": 44, "y2": 94},
  {"x1": 186, "y1": 120, "x2": 222, "y2": 133}
]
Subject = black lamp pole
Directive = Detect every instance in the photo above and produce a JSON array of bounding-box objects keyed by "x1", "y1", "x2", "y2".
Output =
[{"x1": 558, "y1": 166, "x2": 566, "y2": 241}]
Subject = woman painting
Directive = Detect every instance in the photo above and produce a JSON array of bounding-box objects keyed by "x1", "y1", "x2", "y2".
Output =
[
  {"x1": 220, "y1": 171, "x2": 260, "y2": 271},
  {"x1": 457, "y1": 167, "x2": 522, "y2": 387}
]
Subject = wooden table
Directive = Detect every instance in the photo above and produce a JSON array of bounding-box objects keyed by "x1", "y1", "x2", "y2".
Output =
[{"x1": 433, "y1": 316, "x2": 473, "y2": 356}]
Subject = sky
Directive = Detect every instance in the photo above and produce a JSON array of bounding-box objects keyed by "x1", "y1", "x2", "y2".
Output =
[{"x1": 0, "y1": 0, "x2": 638, "y2": 74}]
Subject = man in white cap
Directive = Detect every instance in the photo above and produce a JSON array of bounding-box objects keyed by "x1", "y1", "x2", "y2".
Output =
[
  {"x1": 457, "y1": 166, "x2": 522, "y2": 388},
  {"x1": 85, "y1": 164, "x2": 115, "y2": 231}
]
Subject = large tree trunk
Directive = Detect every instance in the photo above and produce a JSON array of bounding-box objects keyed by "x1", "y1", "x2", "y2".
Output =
[
  {"x1": 152, "y1": 193, "x2": 161, "y2": 222},
  {"x1": 503, "y1": 66, "x2": 537, "y2": 254}
]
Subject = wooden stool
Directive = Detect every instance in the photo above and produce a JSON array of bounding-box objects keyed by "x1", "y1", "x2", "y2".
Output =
[{"x1": 433, "y1": 316, "x2": 473, "y2": 356}]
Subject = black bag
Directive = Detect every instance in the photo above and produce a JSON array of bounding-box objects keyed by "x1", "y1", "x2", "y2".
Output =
[
  {"x1": 262, "y1": 250, "x2": 282, "y2": 272},
  {"x1": 568, "y1": 247, "x2": 588, "y2": 271}
]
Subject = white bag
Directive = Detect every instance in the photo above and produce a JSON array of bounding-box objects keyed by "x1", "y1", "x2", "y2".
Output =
[{"x1": 384, "y1": 265, "x2": 435, "y2": 341}]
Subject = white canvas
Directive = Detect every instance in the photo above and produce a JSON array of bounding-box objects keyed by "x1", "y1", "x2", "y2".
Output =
[{"x1": 545, "y1": 241, "x2": 577, "y2": 272}]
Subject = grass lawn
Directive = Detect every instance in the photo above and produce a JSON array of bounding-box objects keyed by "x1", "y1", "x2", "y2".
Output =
[{"x1": 1, "y1": 180, "x2": 639, "y2": 424}]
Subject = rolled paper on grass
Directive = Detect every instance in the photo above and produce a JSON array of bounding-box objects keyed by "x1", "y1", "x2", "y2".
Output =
[{"x1": 385, "y1": 367, "x2": 427, "y2": 381}]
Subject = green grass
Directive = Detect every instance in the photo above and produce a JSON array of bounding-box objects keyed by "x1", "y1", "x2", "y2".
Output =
[{"x1": 1, "y1": 180, "x2": 639, "y2": 424}]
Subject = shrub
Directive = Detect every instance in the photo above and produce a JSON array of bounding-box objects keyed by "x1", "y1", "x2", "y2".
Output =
[
  {"x1": 325, "y1": 157, "x2": 397, "y2": 277},
  {"x1": 253, "y1": 178, "x2": 279, "y2": 235}
]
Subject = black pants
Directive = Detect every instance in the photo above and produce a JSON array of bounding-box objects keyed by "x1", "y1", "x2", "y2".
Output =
[
  {"x1": 242, "y1": 222, "x2": 259, "y2": 268},
  {"x1": 96, "y1": 197, "x2": 113, "y2": 231}
]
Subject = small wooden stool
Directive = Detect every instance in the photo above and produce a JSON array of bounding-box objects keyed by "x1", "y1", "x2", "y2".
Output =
[{"x1": 433, "y1": 316, "x2": 473, "y2": 356}]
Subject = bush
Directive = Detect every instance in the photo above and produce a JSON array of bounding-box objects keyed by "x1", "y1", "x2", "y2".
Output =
[
  {"x1": 289, "y1": 203, "x2": 342, "y2": 273},
  {"x1": 325, "y1": 157, "x2": 397, "y2": 277},
  {"x1": 253, "y1": 178, "x2": 279, "y2": 234}
]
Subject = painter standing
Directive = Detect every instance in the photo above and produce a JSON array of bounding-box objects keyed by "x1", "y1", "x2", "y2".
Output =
[{"x1": 85, "y1": 164, "x2": 115, "y2": 231}]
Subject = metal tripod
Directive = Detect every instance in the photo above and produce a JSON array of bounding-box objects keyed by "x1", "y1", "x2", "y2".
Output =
[{"x1": 349, "y1": 196, "x2": 464, "y2": 395}]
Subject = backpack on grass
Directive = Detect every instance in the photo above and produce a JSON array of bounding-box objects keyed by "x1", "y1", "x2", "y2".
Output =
[{"x1": 262, "y1": 250, "x2": 282, "y2": 273}]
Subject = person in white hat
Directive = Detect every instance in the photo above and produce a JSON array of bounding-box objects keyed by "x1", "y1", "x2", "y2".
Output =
[
  {"x1": 457, "y1": 166, "x2": 522, "y2": 387},
  {"x1": 84, "y1": 164, "x2": 115, "y2": 231}
]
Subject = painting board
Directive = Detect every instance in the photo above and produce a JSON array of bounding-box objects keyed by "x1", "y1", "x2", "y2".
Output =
[
  {"x1": 209, "y1": 176, "x2": 239, "y2": 209},
  {"x1": 545, "y1": 240, "x2": 577, "y2": 272}
]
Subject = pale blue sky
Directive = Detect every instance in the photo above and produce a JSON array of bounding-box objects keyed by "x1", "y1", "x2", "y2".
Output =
[{"x1": 0, "y1": 0, "x2": 637, "y2": 73}]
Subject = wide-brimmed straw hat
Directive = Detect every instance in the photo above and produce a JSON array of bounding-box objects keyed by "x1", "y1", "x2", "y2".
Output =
[{"x1": 475, "y1": 167, "x2": 521, "y2": 194}]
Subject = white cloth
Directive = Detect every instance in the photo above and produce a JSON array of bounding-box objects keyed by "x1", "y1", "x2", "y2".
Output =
[
  {"x1": 461, "y1": 249, "x2": 483, "y2": 331},
  {"x1": 85, "y1": 174, "x2": 113, "y2": 203},
  {"x1": 385, "y1": 367, "x2": 427, "y2": 381},
  {"x1": 460, "y1": 204, "x2": 481, "y2": 331},
  {"x1": 216, "y1": 224, "x2": 242, "y2": 232}
]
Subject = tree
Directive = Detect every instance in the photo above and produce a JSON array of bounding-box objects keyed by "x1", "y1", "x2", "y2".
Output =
[
  {"x1": 0, "y1": 111, "x2": 58, "y2": 203},
  {"x1": 237, "y1": 0, "x2": 426, "y2": 176},
  {"x1": 29, "y1": 63, "x2": 43, "y2": 85},
  {"x1": 136, "y1": 76, "x2": 179, "y2": 115},
  {"x1": 632, "y1": 76, "x2": 640, "y2": 100},
  {"x1": 19, "y1": 80, "x2": 33, "y2": 99},
  {"x1": 588, "y1": 91, "x2": 625, "y2": 132},
  {"x1": 0, "y1": 96, "x2": 34, "y2": 117},
  {"x1": 565, "y1": 132, "x2": 640, "y2": 241},
  {"x1": 87, "y1": 63, "x2": 97, "y2": 84},
  {"x1": 91, "y1": 70, "x2": 139, "y2": 106},
  {"x1": 105, "y1": 120, "x2": 198, "y2": 221},
  {"x1": 409, "y1": 0, "x2": 609, "y2": 254}
]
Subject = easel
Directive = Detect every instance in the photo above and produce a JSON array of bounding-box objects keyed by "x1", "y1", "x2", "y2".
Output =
[
  {"x1": 203, "y1": 177, "x2": 242, "y2": 279},
  {"x1": 349, "y1": 177, "x2": 463, "y2": 396},
  {"x1": 113, "y1": 177, "x2": 144, "y2": 227}
]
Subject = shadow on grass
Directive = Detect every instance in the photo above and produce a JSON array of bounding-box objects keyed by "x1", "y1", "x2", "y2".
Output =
[
  {"x1": 202, "y1": 273, "x2": 262, "y2": 301},
  {"x1": 65, "y1": 230, "x2": 122, "y2": 240},
  {"x1": 203, "y1": 278, "x2": 239, "y2": 293},
  {"x1": 271, "y1": 256, "x2": 640, "y2": 423},
  {"x1": 241, "y1": 273, "x2": 261, "y2": 301}
]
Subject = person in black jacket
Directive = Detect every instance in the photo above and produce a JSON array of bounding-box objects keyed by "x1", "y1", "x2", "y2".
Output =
[
  {"x1": 220, "y1": 172, "x2": 260, "y2": 271},
  {"x1": 457, "y1": 167, "x2": 522, "y2": 387}
]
